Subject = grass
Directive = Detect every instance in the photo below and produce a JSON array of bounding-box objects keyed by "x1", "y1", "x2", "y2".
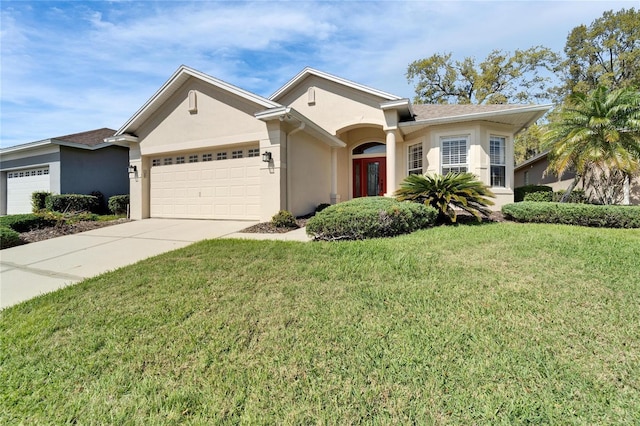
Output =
[{"x1": 2, "y1": 223, "x2": 639, "y2": 424}]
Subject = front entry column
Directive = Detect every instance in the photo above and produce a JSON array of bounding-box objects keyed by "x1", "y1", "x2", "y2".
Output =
[
  {"x1": 385, "y1": 129, "x2": 396, "y2": 197},
  {"x1": 330, "y1": 147, "x2": 340, "y2": 204}
]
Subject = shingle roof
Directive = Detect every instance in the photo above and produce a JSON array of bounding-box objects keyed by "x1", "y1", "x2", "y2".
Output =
[
  {"x1": 54, "y1": 128, "x2": 117, "y2": 147},
  {"x1": 410, "y1": 104, "x2": 530, "y2": 121}
]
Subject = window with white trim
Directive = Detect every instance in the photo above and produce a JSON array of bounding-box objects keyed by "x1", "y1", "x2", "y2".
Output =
[
  {"x1": 490, "y1": 136, "x2": 506, "y2": 187},
  {"x1": 217, "y1": 152, "x2": 227, "y2": 160},
  {"x1": 43, "y1": 169, "x2": 49, "y2": 175},
  {"x1": 202, "y1": 153, "x2": 212, "y2": 162},
  {"x1": 176, "y1": 156, "x2": 185, "y2": 164},
  {"x1": 152, "y1": 159, "x2": 161, "y2": 167},
  {"x1": 164, "y1": 158, "x2": 173, "y2": 165},
  {"x1": 189, "y1": 154, "x2": 198, "y2": 163},
  {"x1": 441, "y1": 136, "x2": 468, "y2": 174},
  {"x1": 232, "y1": 150, "x2": 243, "y2": 159},
  {"x1": 407, "y1": 143, "x2": 423, "y2": 175},
  {"x1": 248, "y1": 148, "x2": 260, "y2": 158}
]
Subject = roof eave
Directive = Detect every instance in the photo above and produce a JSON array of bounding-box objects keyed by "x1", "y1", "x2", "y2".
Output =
[
  {"x1": 255, "y1": 106, "x2": 346, "y2": 148},
  {"x1": 115, "y1": 65, "x2": 281, "y2": 136},
  {"x1": 399, "y1": 104, "x2": 553, "y2": 133},
  {"x1": 270, "y1": 67, "x2": 402, "y2": 102}
]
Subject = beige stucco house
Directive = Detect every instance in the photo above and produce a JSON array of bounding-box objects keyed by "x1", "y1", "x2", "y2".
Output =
[{"x1": 107, "y1": 66, "x2": 551, "y2": 221}]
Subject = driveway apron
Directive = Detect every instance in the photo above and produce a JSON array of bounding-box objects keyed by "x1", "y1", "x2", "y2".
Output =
[{"x1": 0, "y1": 219, "x2": 256, "y2": 309}]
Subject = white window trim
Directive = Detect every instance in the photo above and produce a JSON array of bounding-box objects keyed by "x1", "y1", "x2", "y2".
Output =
[
  {"x1": 490, "y1": 135, "x2": 507, "y2": 187},
  {"x1": 441, "y1": 135, "x2": 468, "y2": 174},
  {"x1": 407, "y1": 142, "x2": 423, "y2": 175}
]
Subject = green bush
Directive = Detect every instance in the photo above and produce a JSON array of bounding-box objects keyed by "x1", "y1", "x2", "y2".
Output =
[
  {"x1": 0, "y1": 214, "x2": 58, "y2": 232},
  {"x1": 31, "y1": 191, "x2": 51, "y2": 212},
  {"x1": 0, "y1": 226, "x2": 22, "y2": 249},
  {"x1": 514, "y1": 185, "x2": 553, "y2": 202},
  {"x1": 502, "y1": 202, "x2": 640, "y2": 228},
  {"x1": 271, "y1": 210, "x2": 298, "y2": 228},
  {"x1": 523, "y1": 191, "x2": 553, "y2": 202},
  {"x1": 306, "y1": 197, "x2": 437, "y2": 241},
  {"x1": 552, "y1": 189, "x2": 588, "y2": 203},
  {"x1": 108, "y1": 195, "x2": 130, "y2": 215},
  {"x1": 46, "y1": 194, "x2": 99, "y2": 213}
]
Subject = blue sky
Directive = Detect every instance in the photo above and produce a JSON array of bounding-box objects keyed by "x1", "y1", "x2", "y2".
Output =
[{"x1": 1, "y1": 0, "x2": 636, "y2": 147}]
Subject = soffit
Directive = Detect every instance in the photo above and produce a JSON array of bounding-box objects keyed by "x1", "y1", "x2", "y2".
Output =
[{"x1": 400, "y1": 104, "x2": 552, "y2": 135}]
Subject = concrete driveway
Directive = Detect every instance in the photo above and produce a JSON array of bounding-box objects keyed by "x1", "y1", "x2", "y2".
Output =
[{"x1": 0, "y1": 219, "x2": 259, "y2": 309}]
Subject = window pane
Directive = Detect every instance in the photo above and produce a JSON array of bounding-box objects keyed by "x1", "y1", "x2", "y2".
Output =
[{"x1": 491, "y1": 165, "x2": 506, "y2": 187}]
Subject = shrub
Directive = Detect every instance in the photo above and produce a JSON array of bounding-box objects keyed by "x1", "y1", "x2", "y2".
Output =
[
  {"x1": 90, "y1": 191, "x2": 107, "y2": 214},
  {"x1": 306, "y1": 197, "x2": 437, "y2": 241},
  {"x1": 523, "y1": 191, "x2": 552, "y2": 202},
  {"x1": 31, "y1": 191, "x2": 51, "y2": 212},
  {"x1": 395, "y1": 173, "x2": 495, "y2": 223},
  {"x1": 502, "y1": 202, "x2": 640, "y2": 228},
  {"x1": 514, "y1": 185, "x2": 553, "y2": 202},
  {"x1": 0, "y1": 214, "x2": 58, "y2": 232},
  {"x1": 552, "y1": 189, "x2": 588, "y2": 204},
  {"x1": 315, "y1": 203, "x2": 331, "y2": 213},
  {"x1": 271, "y1": 210, "x2": 298, "y2": 228},
  {"x1": 0, "y1": 226, "x2": 22, "y2": 249},
  {"x1": 108, "y1": 195, "x2": 130, "y2": 215},
  {"x1": 46, "y1": 194, "x2": 98, "y2": 213}
]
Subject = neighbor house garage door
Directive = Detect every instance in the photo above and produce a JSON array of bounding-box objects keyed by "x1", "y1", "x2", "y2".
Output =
[
  {"x1": 6, "y1": 167, "x2": 50, "y2": 214},
  {"x1": 150, "y1": 158, "x2": 260, "y2": 220}
]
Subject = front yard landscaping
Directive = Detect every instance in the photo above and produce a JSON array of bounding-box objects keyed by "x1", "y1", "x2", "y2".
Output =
[{"x1": 2, "y1": 222, "x2": 639, "y2": 423}]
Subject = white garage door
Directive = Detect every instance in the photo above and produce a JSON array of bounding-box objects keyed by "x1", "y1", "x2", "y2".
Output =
[
  {"x1": 7, "y1": 167, "x2": 51, "y2": 214},
  {"x1": 150, "y1": 158, "x2": 260, "y2": 220}
]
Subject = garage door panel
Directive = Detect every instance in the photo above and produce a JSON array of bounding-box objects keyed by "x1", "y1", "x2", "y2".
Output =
[
  {"x1": 7, "y1": 167, "x2": 51, "y2": 214},
  {"x1": 150, "y1": 158, "x2": 260, "y2": 220}
]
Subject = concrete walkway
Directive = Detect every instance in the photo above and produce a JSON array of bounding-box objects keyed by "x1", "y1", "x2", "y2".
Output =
[{"x1": 0, "y1": 219, "x2": 311, "y2": 309}]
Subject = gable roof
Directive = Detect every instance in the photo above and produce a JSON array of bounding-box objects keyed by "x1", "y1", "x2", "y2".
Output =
[
  {"x1": 114, "y1": 65, "x2": 281, "y2": 137},
  {"x1": 514, "y1": 150, "x2": 551, "y2": 171},
  {"x1": 1, "y1": 128, "x2": 117, "y2": 154},
  {"x1": 269, "y1": 67, "x2": 402, "y2": 103}
]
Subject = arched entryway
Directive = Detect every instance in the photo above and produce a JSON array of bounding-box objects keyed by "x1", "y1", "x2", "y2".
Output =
[{"x1": 352, "y1": 142, "x2": 386, "y2": 197}]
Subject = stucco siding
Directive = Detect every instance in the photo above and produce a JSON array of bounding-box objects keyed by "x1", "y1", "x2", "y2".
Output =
[
  {"x1": 288, "y1": 132, "x2": 332, "y2": 216},
  {"x1": 59, "y1": 146, "x2": 129, "y2": 199},
  {"x1": 277, "y1": 75, "x2": 387, "y2": 135},
  {"x1": 137, "y1": 77, "x2": 269, "y2": 154}
]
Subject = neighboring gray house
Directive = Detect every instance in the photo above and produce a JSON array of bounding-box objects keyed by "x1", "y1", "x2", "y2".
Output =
[
  {"x1": 514, "y1": 151, "x2": 640, "y2": 204},
  {"x1": 0, "y1": 128, "x2": 129, "y2": 215}
]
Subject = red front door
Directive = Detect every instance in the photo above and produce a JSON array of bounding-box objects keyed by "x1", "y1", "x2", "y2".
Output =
[{"x1": 353, "y1": 157, "x2": 386, "y2": 197}]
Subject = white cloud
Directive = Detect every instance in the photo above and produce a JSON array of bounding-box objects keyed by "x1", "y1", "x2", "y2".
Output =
[{"x1": 1, "y1": 0, "x2": 635, "y2": 147}]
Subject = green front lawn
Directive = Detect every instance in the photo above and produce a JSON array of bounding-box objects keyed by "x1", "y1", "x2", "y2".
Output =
[{"x1": 2, "y1": 223, "x2": 639, "y2": 424}]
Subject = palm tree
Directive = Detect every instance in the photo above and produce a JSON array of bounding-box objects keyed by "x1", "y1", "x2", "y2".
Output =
[
  {"x1": 543, "y1": 86, "x2": 640, "y2": 204},
  {"x1": 395, "y1": 172, "x2": 495, "y2": 223}
]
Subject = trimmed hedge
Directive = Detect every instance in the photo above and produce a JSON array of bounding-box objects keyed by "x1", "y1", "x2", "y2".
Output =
[
  {"x1": 46, "y1": 194, "x2": 99, "y2": 213},
  {"x1": 0, "y1": 214, "x2": 58, "y2": 233},
  {"x1": 31, "y1": 191, "x2": 51, "y2": 212},
  {"x1": 523, "y1": 191, "x2": 552, "y2": 202},
  {"x1": 514, "y1": 185, "x2": 553, "y2": 202},
  {"x1": 108, "y1": 195, "x2": 129, "y2": 215},
  {"x1": 306, "y1": 197, "x2": 437, "y2": 241},
  {"x1": 502, "y1": 202, "x2": 640, "y2": 228},
  {"x1": 0, "y1": 226, "x2": 22, "y2": 249}
]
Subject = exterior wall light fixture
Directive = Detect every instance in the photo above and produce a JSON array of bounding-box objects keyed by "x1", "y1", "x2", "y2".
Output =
[
  {"x1": 128, "y1": 165, "x2": 137, "y2": 174},
  {"x1": 262, "y1": 151, "x2": 272, "y2": 163}
]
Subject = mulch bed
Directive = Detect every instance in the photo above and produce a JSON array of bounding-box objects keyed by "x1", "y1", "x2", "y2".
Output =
[
  {"x1": 19, "y1": 219, "x2": 130, "y2": 244},
  {"x1": 239, "y1": 218, "x2": 310, "y2": 234}
]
